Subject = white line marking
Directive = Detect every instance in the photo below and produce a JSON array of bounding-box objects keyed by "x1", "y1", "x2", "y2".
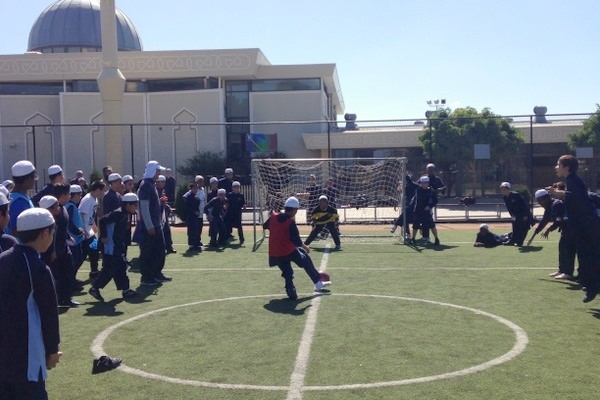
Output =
[{"x1": 286, "y1": 244, "x2": 331, "y2": 400}]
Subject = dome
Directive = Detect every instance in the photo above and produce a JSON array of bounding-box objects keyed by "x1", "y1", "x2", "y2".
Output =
[{"x1": 28, "y1": 0, "x2": 142, "y2": 53}]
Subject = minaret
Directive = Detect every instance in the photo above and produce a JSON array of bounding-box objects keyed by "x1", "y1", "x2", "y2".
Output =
[{"x1": 97, "y1": 0, "x2": 126, "y2": 172}]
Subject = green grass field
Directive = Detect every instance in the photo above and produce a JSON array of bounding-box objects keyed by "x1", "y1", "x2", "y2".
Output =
[{"x1": 46, "y1": 224, "x2": 600, "y2": 400}]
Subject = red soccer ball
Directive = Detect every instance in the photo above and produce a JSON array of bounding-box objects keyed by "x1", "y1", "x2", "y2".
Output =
[{"x1": 319, "y1": 272, "x2": 330, "y2": 282}]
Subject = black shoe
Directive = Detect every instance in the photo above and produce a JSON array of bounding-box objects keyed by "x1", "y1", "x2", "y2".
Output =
[
  {"x1": 92, "y1": 355, "x2": 122, "y2": 374},
  {"x1": 59, "y1": 299, "x2": 80, "y2": 308},
  {"x1": 287, "y1": 289, "x2": 298, "y2": 300},
  {"x1": 583, "y1": 290, "x2": 598, "y2": 303},
  {"x1": 122, "y1": 289, "x2": 138, "y2": 299},
  {"x1": 88, "y1": 287, "x2": 104, "y2": 302},
  {"x1": 140, "y1": 279, "x2": 160, "y2": 287},
  {"x1": 156, "y1": 274, "x2": 173, "y2": 282},
  {"x1": 166, "y1": 248, "x2": 177, "y2": 254},
  {"x1": 434, "y1": 238, "x2": 440, "y2": 246}
]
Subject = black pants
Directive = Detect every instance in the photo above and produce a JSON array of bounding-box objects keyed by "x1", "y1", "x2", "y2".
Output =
[
  {"x1": 277, "y1": 248, "x2": 320, "y2": 294},
  {"x1": 305, "y1": 222, "x2": 340, "y2": 246},
  {"x1": 49, "y1": 252, "x2": 74, "y2": 304},
  {"x1": 0, "y1": 373, "x2": 47, "y2": 400},
  {"x1": 94, "y1": 253, "x2": 130, "y2": 291},
  {"x1": 558, "y1": 234, "x2": 577, "y2": 276},
  {"x1": 511, "y1": 219, "x2": 530, "y2": 246},
  {"x1": 208, "y1": 218, "x2": 226, "y2": 246},
  {"x1": 139, "y1": 228, "x2": 166, "y2": 282},
  {"x1": 163, "y1": 220, "x2": 174, "y2": 252},
  {"x1": 187, "y1": 216, "x2": 201, "y2": 247},
  {"x1": 81, "y1": 236, "x2": 100, "y2": 272}
]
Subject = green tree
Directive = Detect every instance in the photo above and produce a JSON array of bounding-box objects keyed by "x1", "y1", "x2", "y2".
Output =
[
  {"x1": 567, "y1": 105, "x2": 600, "y2": 149},
  {"x1": 177, "y1": 151, "x2": 228, "y2": 181},
  {"x1": 419, "y1": 107, "x2": 523, "y2": 195}
]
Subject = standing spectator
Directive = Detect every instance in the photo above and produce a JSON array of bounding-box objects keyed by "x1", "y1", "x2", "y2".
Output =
[
  {"x1": 391, "y1": 174, "x2": 419, "y2": 236},
  {"x1": 304, "y1": 195, "x2": 341, "y2": 250},
  {"x1": 547, "y1": 155, "x2": 600, "y2": 302},
  {"x1": 32, "y1": 165, "x2": 65, "y2": 207},
  {"x1": 65, "y1": 185, "x2": 86, "y2": 279},
  {"x1": 262, "y1": 196, "x2": 331, "y2": 300},
  {"x1": 7, "y1": 160, "x2": 37, "y2": 235},
  {"x1": 1, "y1": 180, "x2": 14, "y2": 193},
  {"x1": 103, "y1": 173, "x2": 124, "y2": 215},
  {"x1": 218, "y1": 167, "x2": 234, "y2": 194},
  {"x1": 79, "y1": 180, "x2": 106, "y2": 279},
  {"x1": 137, "y1": 161, "x2": 170, "y2": 285},
  {"x1": 226, "y1": 181, "x2": 246, "y2": 244},
  {"x1": 410, "y1": 176, "x2": 441, "y2": 246},
  {"x1": 207, "y1": 177, "x2": 219, "y2": 202},
  {"x1": 122, "y1": 175, "x2": 135, "y2": 194},
  {"x1": 297, "y1": 174, "x2": 321, "y2": 224},
  {"x1": 102, "y1": 166, "x2": 113, "y2": 183},
  {"x1": 164, "y1": 168, "x2": 176, "y2": 205},
  {"x1": 0, "y1": 208, "x2": 62, "y2": 399},
  {"x1": 204, "y1": 188, "x2": 228, "y2": 249},
  {"x1": 88, "y1": 193, "x2": 140, "y2": 302},
  {"x1": 183, "y1": 183, "x2": 202, "y2": 251},
  {"x1": 194, "y1": 175, "x2": 207, "y2": 247},
  {"x1": 421, "y1": 163, "x2": 445, "y2": 241},
  {"x1": 500, "y1": 181, "x2": 533, "y2": 246},
  {"x1": 0, "y1": 193, "x2": 17, "y2": 254},
  {"x1": 322, "y1": 177, "x2": 340, "y2": 208},
  {"x1": 156, "y1": 175, "x2": 176, "y2": 254},
  {"x1": 69, "y1": 170, "x2": 84, "y2": 185}
]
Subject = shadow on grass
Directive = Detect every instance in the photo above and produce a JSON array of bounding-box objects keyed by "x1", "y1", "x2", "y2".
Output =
[
  {"x1": 263, "y1": 293, "x2": 329, "y2": 316},
  {"x1": 587, "y1": 308, "x2": 600, "y2": 320},
  {"x1": 83, "y1": 299, "x2": 125, "y2": 317},
  {"x1": 182, "y1": 248, "x2": 202, "y2": 258},
  {"x1": 518, "y1": 246, "x2": 544, "y2": 253}
]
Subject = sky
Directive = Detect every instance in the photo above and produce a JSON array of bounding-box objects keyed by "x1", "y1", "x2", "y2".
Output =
[{"x1": 0, "y1": 0, "x2": 598, "y2": 122}]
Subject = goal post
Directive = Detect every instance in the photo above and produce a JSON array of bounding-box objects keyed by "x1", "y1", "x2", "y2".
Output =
[{"x1": 251, "y1": 157, "x2": 408, "y2": 251}]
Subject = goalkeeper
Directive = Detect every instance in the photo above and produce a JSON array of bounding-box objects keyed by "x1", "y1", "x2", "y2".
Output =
[{"x1": 304, "y1": 195, "x2": 341, "y2": 250}]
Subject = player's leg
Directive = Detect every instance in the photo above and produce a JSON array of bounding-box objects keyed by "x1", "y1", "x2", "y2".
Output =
[
  {"x1": 304, "y1": 224, "x2": 325, "y2": 245},
  {"x1": 277, "y1": 261, "x2": 296, "y2": 299}
]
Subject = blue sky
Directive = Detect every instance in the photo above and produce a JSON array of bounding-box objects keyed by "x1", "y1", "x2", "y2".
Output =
[{"x1": 0, "y1": 0, "x2": 598, "y2": 121}]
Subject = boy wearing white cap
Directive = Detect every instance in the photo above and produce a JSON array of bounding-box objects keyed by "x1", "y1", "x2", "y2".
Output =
[
  {"x1": 31, "y1": 164, "x2": 65, "y2": 207},
  {"x1": 0, "y1": 208, "x2": 62, "y2": 398},
  {"x1": 226, "y1": 181, "x2": 246, "y2": 244},
  {"x1": 304, "y1": 195, "x2": 341, "y2": 250},
  {"x1": 156, "y1": 175, "x2": 176, "y2": 254},
  {"x1": 7, "y1": 160, "x2": 37, "y2": 235},
  {"x1": 89, "y1": 193, "x2": 140, "y2": 301},
  {"x1": 0, "y1": 193, "x2": 17, "y2": 253},
  {"x1": 263, "y1": 196, "x2": 331, "y2": 300},
  {"x1": 474, "y1": 224, "x2": 503, "y2": 247},
  {"x1": 204, "y1": 188, "x2": 228, "y2": 249},
  {"x1": 103, "y1": 173, "x2": 124, "y2": 215},
  {"x1": 207, "y1": 177, "x2": 219, "y2": 202},
  {"x1": 218, "y1": 167, "x2": 234, "y2": 194},
  {"x1": 500, "y1": 181, "x2": 534, "y2": 246}
]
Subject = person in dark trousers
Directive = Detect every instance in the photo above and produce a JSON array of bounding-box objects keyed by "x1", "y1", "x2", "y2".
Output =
[
  {"x1": 500, "y1": 181, "x2": 533, "y2": 246},
  {"x1": 78, "y1": 180, "x2": 105, "y2": 279},
  {"x1": 218, "y1": 167, "x2": 234, "y2": 194},
  {"x1": 103, "y1": 173, "x2": 124, "y2": 215},
  {"x1": 391, "y1": 174, "x2": 419, "y2": 236},
  {"x1": 156, "y1": 175, "x2": 176, "y2": 254},
  {"x1": 0, "y1": 193, "x2": 17, "y2": 254},
  {"x1": 304, "y1": 195, "x2": 341, "y2": 250},
  {"x1": 473, "y1": 224, "x2": 503, "y2": 247},
  {"x1": 207, "y1": 177, "x2": 219, "y2": 202},
  {"x1": 226, "y1": 181, "x2": 246, "y2": 244},
  {"x1": 204, "y1": 189, "x2": 228, "y2": 249},
  {"x1": 262, "y1": 196, "x2": 331, "y2": 300},
  {"x1": 184, "y1": 182, "x2": 202, "y2": 251},
  {"x1": 297, "y1": 174, "x2": 321, "y2": 224},
  {"x1": 65, "y1": 185, "x2": 86, "y2": 277},
  {"x1": 421, "y1": 163, "x2": 446, "y2": 240},
  {"x1": 410, "y1": 176, "x2": 440, "y2": 245},
  {"x1": 31, "y1": 164, "x2": 65, "y2": 207},
  {"x1": 7, "y1": 160, "x2": 37, "y2": 235},
  {"x1": 164, "y1": 168, "x2": 176, "y2": 205},
  {"x1": 322, "y1": 177, "x2": 340, "y2": 208},
  {"x1": 137, "y1": 161, "x2": 170, "y2": 286},
  {"x1": 547, "y1": 155, "x2": 600, "y2": 303},
  {"x1": 88, "y1": 193, "x2": 140, "y2": 302},
  {"x1": 0, "y1": 208, "x2": 62, "y2": 400}
]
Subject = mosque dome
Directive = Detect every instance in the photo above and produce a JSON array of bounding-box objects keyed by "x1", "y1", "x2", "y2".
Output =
[{"x1": 27, "y1": 0, "x2": 142, "y2": 53}]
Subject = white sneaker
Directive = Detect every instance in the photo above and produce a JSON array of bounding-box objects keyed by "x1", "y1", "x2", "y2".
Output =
[{"x1": 315, "y1": 280, "x2": 331, "y2": 291}]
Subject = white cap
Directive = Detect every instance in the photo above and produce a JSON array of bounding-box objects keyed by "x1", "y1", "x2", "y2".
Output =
[
  {"x1": 0, "y1": 186, "x2": 9, "y2": 198},
  {"x1": 0, "y1": 193, "x2": 8, "y2": 206},
  {"x1": 69, "y1": 184, "x2": 82, "y2": 194},
  {"x1": 143, "y1": 160, "x2": 165, "y2": 179},
  {"x1": 319, "y1": 195, "x2": 328, "y2": 201},
  {"x1": 17, "y1": 208, "x2": 55, "y2": 232},
  {"x1": 12, "y1": 160, "x2": 35, "y2": 178},
  {"x1": 232, "y1": 181, "x2": 240, "y2": 187},
  {"x1": 217, "y1": 188, "x2": 226, "y2": 195},
  {"x1": 48, "y1": 165, "x2": 63, "y2": 176},
  {"x1": 75, "y1": 170, "x2": 83, "y2": 176},
  {"x1": 535, "y1": 189, "x2": 549, "y2": 199},
  {"x1": 210, "y1": 177, "x2": 218, "y2": 184},
  {"x1": 122, "y1": 174, "x2": 133, "y2": 183},
  {"x1": 500, "y1": 182, "x2": 511, "y2": 189},
  {"x1": 108, "y1": 173, "x2": 122, "y2": 182},
  {"x1": 2, "y1": 180, "x2": 14, "y2": 188},
  {"x1": 157, "y1": 175, "x2": 166, "y2": 182},
  {"x1": 195, "y1": 175, "x2": 204, "y2": 181},
  {"x1": 39, "y1": 195, "x2": 58, "y2": 209},
  {"x1": 225, "y1": 168, "x2": 233, "y2": 174},
  {"x1": 426, "y1": 163, "x2": 435, "y2": 169},
  {"x1": 285, "y1": 196, "x2": 300, "y2": 209},
  {"x1": 479, "y1": 223, "x2": 489, "y2": 230},
  {"x1": 419, "y1": 176, "x2": 430, "y2": 183},
  {"x1": 122, "y1": 193, "x2": 139, "y2": 202}
]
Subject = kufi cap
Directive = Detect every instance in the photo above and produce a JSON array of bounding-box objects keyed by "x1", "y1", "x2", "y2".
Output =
[
  {"x1": 309, "y1": 174, "x2": 316, "y2": 179},
  {"x1": 0, "y1": 193, "x2": 8, "y2": 206},
  {"x1": 39, "y1": 195, "x2": 58, "y2": 209},
  {"x1": 2, "y1": 180, "x2": 14, "y2": 188},
  {"x1": 479, "y1": 223, "x2": 489, "y2": 230},
  {"x1": 122, "y1": 174, "x2": 133, "y2": 183},
  {"x1": 75, "y1": 170, "x2": 83, "y2": 176},
  {"x1": 418, "y1": 176, "x2": 430, "y2": 183},
  {"x1": 122, "y1": 193, "x2": 139, "y2": 202},
  {"x1": 535, "y1": 189, "x2": 549, "y2": 199},
  {"x1": 217, "y1": 188, "x2": 226, "y2": 195},
  {"x1": 232, "y1": 181, "x2": 240, "y2": 187},
  {"x1": 0, "y1": 186, "x2": 9, "y2": 198},
  {"x1": 500, "y1": 182, "x2": 511, "y2": 189},
  {"x1": 285, "y1": 196, "x2": 300, "y2": 209},
  {"x1": 195, "y1": 175, "x2": 204, "y2": 181},
  {"x1": 12, "y1": 160, "x2": 35, "y2": 178},
  {"x1": 210, "y1": 177, "x2": 218, "y2": 183},
  {"x1": 225, "y1": 168, "x2": 233, "y2": 174},
  {"x1": 69, "y1": 185, "x2": 82, "y2": 194},
  {"x1": 108, "y1": 173, "x2": 122, "y2": 182},
  {"x1": 319, "y1": 195, "x2": 328, "y2": 201},
  {"x1": 157, "y1": 175, "x2": 166, "y2": 182},
  {"x1": 17, "y1": 208, "x2": 54, "y2": 232},
  {"x1": 426, "y1": 163, "x2": 435, "y2": 169},
  {"x1": 48, "y1": 165, "x2": 63, "y2": 176}
]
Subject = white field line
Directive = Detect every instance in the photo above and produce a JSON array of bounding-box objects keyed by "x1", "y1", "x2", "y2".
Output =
[{"x1": 285, "y1": 245, "x2": 331, "y2": 400}]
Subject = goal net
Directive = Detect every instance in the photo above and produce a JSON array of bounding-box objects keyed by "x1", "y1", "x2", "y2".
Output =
[{"x1": 251, "y1": 157, "x2": 408, "y2": 250}]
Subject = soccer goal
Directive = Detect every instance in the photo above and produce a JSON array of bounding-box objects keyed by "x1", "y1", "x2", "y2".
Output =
[{"x1": 251, "y1": 157, "x2": 408, "y2": 250}]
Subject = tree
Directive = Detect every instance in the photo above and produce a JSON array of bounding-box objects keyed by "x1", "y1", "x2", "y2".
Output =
[
  {"x1": 567, "y1": 105, "x2": 600, "y2": 149},
  {"x1": 419, "y1": 107, "x2": 523, "y2": 196},
  {"x1": 177, "y1": 151, "x2": 228, "y2": 181}
]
